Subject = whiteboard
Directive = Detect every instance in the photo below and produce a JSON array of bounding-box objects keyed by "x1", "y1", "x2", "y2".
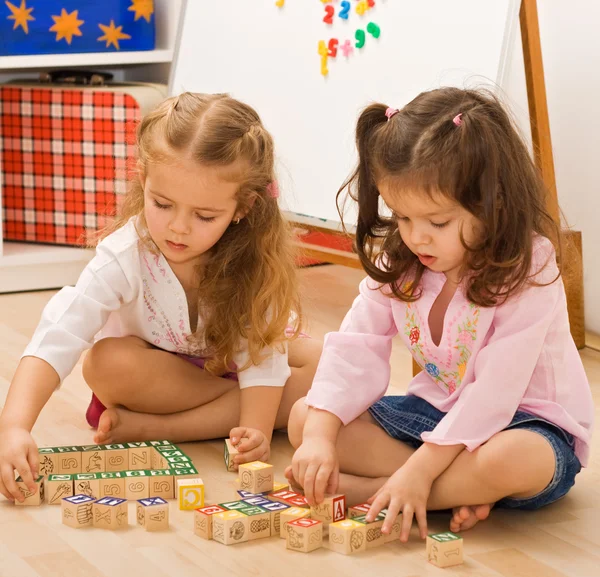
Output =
[{"x1": 170, "y1": 0, "x2": 520, "y2": 228}]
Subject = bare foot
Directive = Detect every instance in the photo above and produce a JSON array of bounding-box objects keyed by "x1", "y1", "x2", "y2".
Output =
[
  {"x1": 449, "y1": 504, "x2": 493, "y2": 533},
  {"x1": 93, "y1": 407, "x2": 158, "y2": 444}
]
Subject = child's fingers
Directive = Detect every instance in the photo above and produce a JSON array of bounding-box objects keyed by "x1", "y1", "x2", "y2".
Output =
[
  {"x1": 325, "y1": 465, "x2": 339, "y2": 496},
  {"x1": 27, "y1": 448, "x2": 39, "y2": 484},
  {"x1": 229, "y1": 427, "x2": 247, "y2": 446},
  {"x1": 415, "y1": 506, "x2": 428, "y2": 539},
  {"x1": 302, "y1": 463, "x2": 319, "y2": 506},
  {"x1": 16, "y1": 460, "x2": 36, "y2": 493},
  {"x1": 313, "y1": 463, "x2": 332, "y2": 504},
  {"x1": 382, "y1": 500, "x2": 402, "y2": 535},
  {"x1": 234, "y1": 445, "x2": 267, "y2": 465},
  {"x1": 1, "y1": 464, "x2": 23, "y2": 502},
  {"x1": 0, "y1": 474, "x2": 14, "y2": 502},
  {"x1": 366, "y1": 492, "x2": 388, "y2": 523},
  {"x1": 400, "y1": 505, "x2": 414, "y2": 542}
]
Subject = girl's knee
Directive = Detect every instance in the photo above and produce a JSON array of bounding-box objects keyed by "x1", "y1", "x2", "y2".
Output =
[
  {"x1": 83, "y1": 336, "x2": 143, "y2": 386},
  {"x1": 287, "y1": 397, "x2": 309, "y2": 449}
]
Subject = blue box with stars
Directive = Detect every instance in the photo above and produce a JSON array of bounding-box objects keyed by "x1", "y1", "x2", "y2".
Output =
[{"x1": 1, "y1": 0, "x2": 155, "y2": 56}]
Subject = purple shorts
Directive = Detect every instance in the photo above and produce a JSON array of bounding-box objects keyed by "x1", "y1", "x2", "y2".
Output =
[{"x1": 178, "y1": 354, "x2": 239, "y2": 381}]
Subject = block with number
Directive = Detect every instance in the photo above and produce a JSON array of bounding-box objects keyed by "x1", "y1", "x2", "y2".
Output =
[
  {"x1": 125, "y1": 470, "x2": 150, "y2": 500},
  {"x1": 279, "y1": 506, "x2": 311, "y2": 539},
  {"x1": 45, "y1": 474, "x2": 74, "y2": 505},
  {"x1": 80, "y1": 446, "x2": 106, "y2": 473},
  {"x1": 285, "y1": 518, "x2": 323, "y2": 553},
  {"x1": 240, "y1": 506, "x2": 271, "y2": 540},
  {"x1": 103, "y1": 444, "x2": 129, "y2": 472},
  {"x1": 137, "y1": 497, "x2": 169, "y2": 531},
  {"x1": 56, "y1": 447, "x2": 82, "y2": 474},
  {"x1": 427, "y1": 532, "x2": 464, "y2": 568},
  {"x1": 238, "y1": 461, "x2": 273, "y2": 494},
  {"x1": 177, "y1": 478, "x2": 205, "y2": 510},
  {"x1": 148, "y1": 470, "x2": 175, "y2": 500},
  {"x1": 62, "y1": 494, "x2": 95, "y2": 528},
  {"x1": 224, "y1": 438, "x2": 239, "y2": 472},
  {"x1": 15, "y1": 475, "x2": 44, "y2": 506},
  {"x1": 194, "y1": 505, "x2": 227, "y2": 540},
  {"x1": 74, "y1": 473, "x2": 100, "y2": 499},
  {"x1": 352, "y1": 514, "x2": 386, "y2": 549},
  {"x1": 310, "y1": 494, "x2": 346, "y2": 525},
  {"x1": 98, "y1": 472, "x2": 126, "y2": 499},
  {"x1": 348, "y1": 503, "x2": 371, "y2": 519},
  {"x1": 93, "y1": 497, "x2": 129, "y2": 530},
  {"x1": 127, "y1": 442, "x2": 153, "y2": 470},
  {"x1": 212, "y1": 510, "x2": 249, "y2": 545},
  {"x1": 38, "y1": 448, "x2": 59, "y2": 476},
  {"x1": 260, "y1": 500, "x2": 290, "y2": 536},
  {"x1": 329, "y1": 519, "x2": 368, "y2": 555}
]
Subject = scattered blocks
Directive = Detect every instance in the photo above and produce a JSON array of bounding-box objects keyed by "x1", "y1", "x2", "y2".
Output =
[
  {"x1": 194, "y1": 505, "x2": 227, "y2": 540},
  {"x1": 45, "y1": 474, "x2": 74, "y2": 505},
  {"x1": 352, "y1": 513, "x2": 386, "y2": 549},
  {"x1": 62, "y1": 494, "x2": 95, "y2": 528},
  {"x1": 285, "y1": 518, "x2": 323, "y2": 553},
  {"x1": 238, "y1": 461, "x2": 273, "y2": 494},
  {"x1": 329, "y1": 519, "x2": 368, "y2": 555},
  {"x1": 137, "y1": 497, "x2": 169, "y2": 531},
  {"x1": 212, "y1": 510, "x2": 249, "y2": 545},
  {"x1": 427, "y1": 532, "x2": 464, "y2": 568},
  {"x1": 177, "y1": 477, "x2": 205, "y2": 510},
  {"x1": 310, "y1": 494, "x2": 346, "y2": 525},
  {"x1": 93, "y1": 497, "x2": 128, "y2": 530},
  {"x1": 279, "y1": 506, "x2": 311, "y2": 539},
  {"x1": 224, "y1": 439, "x2": 239, "y2": 472},
  {"x1": 15, "y1": 476, "x2": 44, "y2": 506}
]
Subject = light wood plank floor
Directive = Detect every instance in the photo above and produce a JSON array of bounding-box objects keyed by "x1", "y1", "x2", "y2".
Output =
[{"x1": 0, "y1": 264, "x2": 598, "y2": 577}]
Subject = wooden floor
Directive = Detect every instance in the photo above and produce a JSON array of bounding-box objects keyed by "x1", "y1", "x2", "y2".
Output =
[{"x1": 0, "y1": 264, "x2": 599, "y2": 577}]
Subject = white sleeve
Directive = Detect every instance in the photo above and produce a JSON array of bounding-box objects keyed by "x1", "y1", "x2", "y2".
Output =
[
  {"x1": 232, "y1": 342, "x2": 291, "y2": 389},
  {"x1": 22, "y1": 242, "x2": 139, "y2": 383}
]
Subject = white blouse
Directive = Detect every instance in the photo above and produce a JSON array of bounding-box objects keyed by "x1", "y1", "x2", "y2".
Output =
[{"x1": 23, "y1": 218, "x2": 291, "y2": 389}]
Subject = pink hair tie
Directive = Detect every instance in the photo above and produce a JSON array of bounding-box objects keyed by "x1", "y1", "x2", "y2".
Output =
[
  {"x1": 266, "y1": 181, "x2": 280, "y2": 199},
  {"x1": 385, "y1": 107, "x2": 399, "y2": 120},
  {"x1": 453, "y1": 113, "x2": 463, "y2": 126}
]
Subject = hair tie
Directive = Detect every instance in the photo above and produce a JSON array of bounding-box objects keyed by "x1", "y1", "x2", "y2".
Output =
[
  {"x1": 266, "y1": 181, "x2": 280, "y2": 199},
  {"x1": 453, "y1": 113, "x2": 463, "y2": 127},
  {"x1": 385, "y1": 107, "x2": 399, "y2": 121}
]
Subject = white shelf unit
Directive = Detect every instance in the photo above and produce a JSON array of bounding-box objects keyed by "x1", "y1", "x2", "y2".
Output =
[{"x1": 0, "y1": 0, "x2": 184, "y2": 293}]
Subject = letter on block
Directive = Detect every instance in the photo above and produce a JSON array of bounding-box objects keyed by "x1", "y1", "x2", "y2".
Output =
[
  {"x1": 329, "y1": 519, "x2": 368, "y2": 555},
  {"x1": 93, "y1": 497, "x2": 128, "y2": 530},
  {"x1": 427, "y1": 532, "x2": 464, "y2": 568},
  {"x1": 62, "y1": 494, "x2": 95, "y2": 528},
  {"x1": 177, "y1": 477, "x2": 204, "y2": 510},
  {"x1": 45, "y1": 474, "x2": 74, "y2": 505},
  {"x1": 279, "y1": 506, "x2": 311, "y2": 539},
  {"x1": 15, "y1": 475, "x2": 44, "y2": 506},
  {"x1": 137, "y1": 497, "x2": 169, "y2": 531},
  {"x1": 285, "y1": 518, "x2": 323, "y2": 553},
  {"x1": 127, "y1": 443, "x2": 152, "y2": 471},
  {"x1": 224, "y1": 438, "x2": 239, "y2": 472},
  {"x1": 310, "y1": 494, "x2": 346, "y2": 525},
  {"x1": 238, "y1": 461, "x2": 273, "y2": 494},
  {"x1": 194, "y1": 505, "x2": 227, "y2": 540},
  {"x1": 212, "y1": 510, "x2": 249, "y2": 545}
]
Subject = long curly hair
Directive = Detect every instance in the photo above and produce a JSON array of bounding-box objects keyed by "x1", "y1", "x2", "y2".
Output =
[
  {"x1": 97, "y1": 92, "x2": 302, "y2": 374},
  {"x1": 338, "y1": 87, "x2": 563, "y2": 306}
]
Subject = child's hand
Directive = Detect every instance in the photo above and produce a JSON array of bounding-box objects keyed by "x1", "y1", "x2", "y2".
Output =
[
  {"x1": 366, "y1": 464, "x2": 432, "y2": 542},
  {"x1": 229, "y1": 427, "x2": 270, "y2": 466},
  {"x1": 291, "y1": 437, "x2": 338, "y2": 507},
  {"x1": 0, "y1": 427, "x2": 39, "y2": 503}
]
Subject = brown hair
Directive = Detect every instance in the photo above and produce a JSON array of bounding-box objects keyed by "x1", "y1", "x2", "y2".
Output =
[
  {"x1": 338, "y1": 87, "x2": 562, "y2": 306},
  {"x1": 97, "y1": 92, "x2": 302, "y2": 374}
]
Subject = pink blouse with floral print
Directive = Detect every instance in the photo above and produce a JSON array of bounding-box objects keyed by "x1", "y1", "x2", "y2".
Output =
[{"x1": 305, "y1": 236, "x2": 594, "y2": 466}]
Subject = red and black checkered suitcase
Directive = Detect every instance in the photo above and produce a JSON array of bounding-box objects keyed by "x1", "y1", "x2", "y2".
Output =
[{"x1": 0, "y1": 71, "x2": 167, "y2": 245}]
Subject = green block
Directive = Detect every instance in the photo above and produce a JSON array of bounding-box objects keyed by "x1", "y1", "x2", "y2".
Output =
[
  {"x1": 166, "y1": 456, "x2": 191, "y2": 464},
  {"x1": 75, "y1": 473, "x2": 102, "y2": 481},
  {"x1": 239, "y1": 506, "x2": 268, "y2": 516},
  {"x1": 98, "y1": 471, "x2": 123, "y2": 479},
  {"x1": 155, "y1": 445, "x2": 180, "y2": 453},
  {"x1": 352, "y1": 513, "x2": 386, "y2": 524},
  {"x1": 47, "y1": 474, "x2": 74, "y2": 482},
  {"x1": 169, "y1": 462, "x2": 194, "y2": 470},
  {"x1": 55, "y1": 446, "x2": 81, "y2": 453},
  {"x1": 148, "y1": 440, "x2": 174, "y2": 447},
  {"x1": 124, "y1": 470, "x2": 149, "y2": 477},
  {"x1": 158, "y1": 449, "x2": 185, "y2": 458},
  {"x1": 219, "y1": 500, "x2": 249, "y2": 511},
  {"x1": 38, "y1": 447, "x2": 57, "y2": 454},
  {"x1": 80, "y1": 445, "x2": 106, "y2": 452},
  {"x1": 16, "y1": 475, "x2": 44, "y2": 483},
  {"x1": 429, "y1": 531, "x2": 462, "y2": 542},
  {"x1": 148, "y1": 469, "x2": 173, "y2": 476},
  {"x1": 101, "y1": 443, "x2": 127, "y2": 450},
  {"x1": 125, "y1": 442, "x2": 151, "y2": 449},
  {"x1": 171, "y1": 466, "x2": 198, "y2": 476}
]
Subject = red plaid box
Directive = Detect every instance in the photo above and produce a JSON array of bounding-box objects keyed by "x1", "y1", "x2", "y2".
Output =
[{"x1": 0, "y1": 82, "x2": 166, "y2": 245}]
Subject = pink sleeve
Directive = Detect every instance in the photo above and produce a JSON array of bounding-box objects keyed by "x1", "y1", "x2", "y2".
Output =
[
  {"x1": 305, "y1": 276, "x2": 398, "y2": 425},
  {"x1": 422, "y1": 239, "x2": 563, "y2": 451}
]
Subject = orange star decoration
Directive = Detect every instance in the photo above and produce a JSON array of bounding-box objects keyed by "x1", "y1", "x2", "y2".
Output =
[
  {"x1": 97, "y1": 20, "x2": 131, "y2": 50},
  {"x1": 128, "y1": 0, "x2": 154, "y2": 23},
  {"x1": 49, "y1": 9, "x2": 84, "y2": 45},
  {"x1": 5, "y1": 0, "x2": 35, "y2": 34}
]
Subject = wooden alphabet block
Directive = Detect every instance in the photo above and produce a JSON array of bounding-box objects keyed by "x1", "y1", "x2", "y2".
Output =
[
  {"x1": 74, "y1": 473, "x2": 101, "y2": 499},
  {"x1": 241, "y1": 496, "x2": 271, "y2": 507},
  {"x1": 352, "y1": 514, "x2": 386, "y2": 549},
  {"x1": 38, "y1": 448, "x2": 59, "y2": 476},
  {"x1": 212, "y1": 510, "x2": 249, "y2": 545},
  {"x1": 80, "y1": 445, "x2": 106, "y2": 473},
  {"x1": 269, "y1": 489, "x2": 301, "y2": 505},
  {"x1": 148, "y1": 440, "x2": 175, "y2": 447},
  {"x1": 240, "y1": 506, "x2": 271, "y2": 540},
  {"x1": 148, "y1": 470, "x2": 175, "y2": 500},
  {"x1": 151, "y1": 449, "x2": 169, "y2": 470},
  {"x1": 224, "y1": 438, "x2": 239, "y2": 472},
  {"x1": 170, "y1": 466, "x2": 199, "y2": 481},
  {"x1": 238, "y1": 461, "x2": 273, "y2": 494},
  {"x1": 272, "y1": 480, "x2": 290, "y2": 493},
  {"x1": 218, "y1": 500, "x2": 250, "y2": 512},
  {"x1": 56, "y1": 447, "x2": 82, "y2": 474},
  {"x1": 310, "y1": 494, "x2": 346, "y2": 525},
  {"x1": 103, "y1": 444, "x2": 129, "y2": 472},
  {"x1": 329, "y1": 519, "x2": 368, "y2": 555},
  {"x1": 45, "y1": 474, "x2": 74, "y2": 505},
  {"x1": 61, "y1": 494, "x2": 95, "y2": 528},
  {"x1": 279, "y1": 506, "x2": 311, "y2": 539},
  {"x1": 177, "y1": 477, "x2": 204, "y2": 510},
  {"x1": 125, "y1": 470, "x2": 150, "y2": 500},
  {"x1": 136, "y1": 497, "x2": 169, "y2": 531},
  {"x1": 347, "y1": 502, "x2": 371, "y2": 519},
  {"x1": 98, "y1": 472, "x2": 126, "y2": 499},
  {"x1": 126, "y1": 442, "x2": 153, "y2": 470},
  {"x1": 384, "y1": 514, "x2": 402, "y2": 543},
  {"x1": 194, "y1": 505, "x2": 227, "y2": 540},
  {"x1": 14, "y1": 475, "x2": 44, "y2": 506},
  {"x1": 285, "y1": 518, "x2": 323, "y2": 553},
  {"x1": 427, "y1": 532, "x2": 464, "y2": 568},
  {"x1": 93, "y1": 497, "x2": 128, "y2": 530},
  {"x1": 260, "y1": 500, "x2": 290, "y2": 536}
]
